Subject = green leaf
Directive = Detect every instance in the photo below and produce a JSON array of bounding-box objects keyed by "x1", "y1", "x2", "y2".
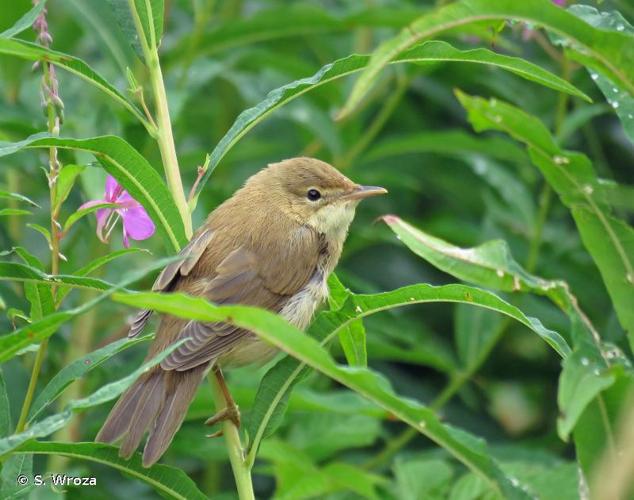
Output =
[
  {"x1": 14, "y1": 441, "x2": 206, "y2": 500},
  {"x1": 456, "y1": 91, "x2": 634, "y2": 349},
  {"x1": 63, "y1": 201, "x2": 120, "y2": 233},
  {"x1": 0, "y1": 256, "x2": 176, "y2": 362},
  {"x1": 28, "y1": 333, "x2": 154, "y2": 422},
  {"x1": 341, "y1": 0, "x2": 633, "y2": 117},
  {"x1": 288, "y1": 413, "x2": 381, "y2": 461},
  {"x1": 0, "y1": 261, "x2": 116, "y2": 294},
  {"x1": 0, "y1": 0, "x2": 46, "y2": 39},
  {"x1": 0, "y1": 336, "x2": 187, "y2": 456},
  {"x1": 260, "y1": 440, "x2": 384, "y2": 500},
  {"x1": 393, "y1": 458, "x2": 454, "y2": 500},
  {"x1": 449, "y1": 473, "x2": 491, "y2": 500},
  {"x1": 572, "y1": 372, "x2": 634, "y2": 482},
  {"x1": 107, "y1": 0, "x2": 164, "y2": 56},
  {"x1": 563, "y1": 5, "x2": 634, "y2": 143},
  {"x1": 337, "y1": 319, "x2": 367, "y2": 367},
  {"x1": 243, "y1": 279, "x2": 567, "y2": 462},
  {"x1": 0, "y1": 134, "x2": 187, "y2": 251},
  {"x1": 455, "y1": 304, "x2": 503, "y2": 371},
  {"x1": 0, "y1": 208, "x2": 30, "y2": 217},
  {"x1": 0, "y1": 190, "x2": 39, "y2": 207},
  {"x1": 557, "y1": 347, "x2": 615, "y2": 440},
  {"x1": 133, "y1": 0, "x2": 164, "y2": 49},
  {"x1": 13, "y1": 248, "x2": 54, "y2": 322},
  {"x1": 0, "y1": 369, "x2": 10, "y2": 437},
  {"x1": 364, "y1": 129, "x2": 528, "y2": 165},
  {"x1": 26, "y1": 223, "x2": 51, "y2": 248},
  {"x1": 0, "y1": 454, "x2": 33, "y2": 499},
  {"x1": 112, "y1": 289, "x2": 569, "y2": 498},
  {"x1": 56, "y1": 248, "x2": 149, "y2": 303},
  {"x1": 382, "y1": 215, "x2": 579, "y2": 316},
  {"x1": 200, "y1": 39, "x2": 586, "y2": 193},
  {"x1": 53, "y1": 164, "x2": 85, "y2": 209},
  {"x1": 0, "y1": 38, "x2": 149, "y2": 129}
]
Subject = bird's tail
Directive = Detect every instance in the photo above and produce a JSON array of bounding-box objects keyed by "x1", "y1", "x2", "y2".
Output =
[{"x1": 96, "y1": 364, "x2": 208, "y2": 467}]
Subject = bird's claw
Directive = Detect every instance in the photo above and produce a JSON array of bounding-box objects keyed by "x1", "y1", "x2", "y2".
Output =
[{"x1": 204, "y1": 404, "x2": 241, "y2": 438}]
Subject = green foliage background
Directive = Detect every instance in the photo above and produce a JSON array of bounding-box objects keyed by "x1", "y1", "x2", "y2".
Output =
[{"x1": 0, "y1": 0, "x2": 633, "y2": 498}]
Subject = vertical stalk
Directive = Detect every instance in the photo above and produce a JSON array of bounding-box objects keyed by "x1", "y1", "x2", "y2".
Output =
[
  {"x1": 127, "y1": 0, "x2": 192, "y2": 239},
  {"x1": 16, "y1": 6, "x2": 62, "y2": 433},
  {"x1": 208, "y1": 373, "x2": 255, "y2": 500},
  {"x1": 127, "y1": 2, "x2": 252, "y2": 496}
]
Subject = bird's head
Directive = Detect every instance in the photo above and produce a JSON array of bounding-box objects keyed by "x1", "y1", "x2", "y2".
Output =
[{"x1": 246, "y1": 157, "x2": 387, "y2": 238}]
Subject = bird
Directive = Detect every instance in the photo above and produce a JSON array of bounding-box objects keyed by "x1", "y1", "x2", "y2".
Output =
[{"x1": 95, "y1": 157, "x2": 387, "y2": 467}]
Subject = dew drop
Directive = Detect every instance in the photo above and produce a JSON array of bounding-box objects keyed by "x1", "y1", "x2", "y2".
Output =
[
  {"x1": 355, "y1": 305, "x2": 363, "y2": 313},
  {"x1": 626, "y1": 273, "x2": 634, "y2": 285},
  {"x1": 627, "y1": 114, "x2": 633, "y2": 119},
  {"x1": 396, "y1": 235, "x2": 401, "y2": 240},
  {"x1": 581, "y1": 357, "x2": 590, "y2": 366},
  {"x1": 553, "y1": 155, "x2": 569, "y2": 165},
  {"x1": 409, "y1": 297, "x2": 415, "y2": 301},
  {"x1": 582, "y1": 184, "x2": 594, "y2": 195},
  {"x1": 611, "y1": 101, "x2": 620, "y2": 109},
  {"x1": 419, "y1": 421, "x2": 427, "y2": 428},
  {"x1": 473, "y1": 159, "x2": 487, "y2": 175},
  {"x1": 510, "y1": 477, "x2": 520, "y2": 487},
  {"x1": 593, "y1": 368, "x2": 601, "y2": 376},
  {"x1": 616, "y1": 24, "x2": 625, "y2": 31},
  {"x1": 496, "y1": 269, "x2": 504, "y2": 278},
  {"x1": 612, "y1": 87, "x2": 619, "y2": 93},
  {"x1": 590, "y1": 73, "x2": 598, "y2": 81}
]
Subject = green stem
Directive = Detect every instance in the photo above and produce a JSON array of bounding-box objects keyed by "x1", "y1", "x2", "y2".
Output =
[
  {"x1": 128, "y1": 0, "x2": 192, "y2": 239},
  {"x1": 15, "y1": 339, "x2": 49, "y2": 432},
  {"x1": 16, "y1": 60, "x2": 61, "y2": 433},
  {"x1": 208, "y1": 373, "x2": 255, "y2": 500}
]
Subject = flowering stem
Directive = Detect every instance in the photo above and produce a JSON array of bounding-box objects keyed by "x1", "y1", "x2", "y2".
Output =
[
  {"x1": 127, "y1": 0, "x2": 192, "y2": 239},
  {"x1": 16, "y1": 5, "x2": 62, "y2": 432}
]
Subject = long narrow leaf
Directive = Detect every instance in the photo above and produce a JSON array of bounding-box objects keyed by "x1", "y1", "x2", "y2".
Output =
[
  {"x1": 0, "y1": 134, "x2": 187, "y2": 251},
  {"x1": 0, "y1": 38, "x2": 149, "y2": 128},
  {"x1": 199, "y1": 40, "x2": 588, "y2": 193},
  {"x1": 14, "y1": 441, "x2": 206, "y2": 500},
  {"x1": 341, "y1": 0, "x2": 634, "y2": 117}
]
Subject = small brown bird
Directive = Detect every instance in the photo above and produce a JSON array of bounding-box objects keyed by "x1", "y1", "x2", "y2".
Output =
[{"x1": 96, "y1": 157, "x2": 386, "y2": 466}]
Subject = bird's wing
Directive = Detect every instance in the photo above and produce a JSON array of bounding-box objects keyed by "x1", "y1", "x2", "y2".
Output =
[
  {"x1": 128, "y1": 228, "x2": 214, "y2": 338},
  {"x1": 160, "y1": 228, "x2": 323, "y2": 371}
]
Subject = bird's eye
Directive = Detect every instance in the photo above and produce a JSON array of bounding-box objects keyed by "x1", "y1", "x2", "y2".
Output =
[{"x1": 306, "y1": 188, "x2": 321, "y2": 201}]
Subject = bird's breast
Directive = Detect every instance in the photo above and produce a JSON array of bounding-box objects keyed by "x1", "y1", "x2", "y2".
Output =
[{"x1": 279, "y1": 267, "x2": 329, "y2": 330}]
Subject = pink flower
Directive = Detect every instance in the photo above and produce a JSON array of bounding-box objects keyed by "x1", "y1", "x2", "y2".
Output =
[
  {"x1": 552, "y1": 0, "x2": 566, "y2": 5},
  {"x1": 80, "y1": 175, "x2": 155, "y2": 247}
]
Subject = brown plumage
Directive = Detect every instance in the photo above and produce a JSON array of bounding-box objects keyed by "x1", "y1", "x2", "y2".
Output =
[{"x1": 96, "y1": 157, "x2": 386, "y2": 467}]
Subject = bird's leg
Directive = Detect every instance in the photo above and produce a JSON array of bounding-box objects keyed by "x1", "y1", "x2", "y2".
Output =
[{"x1": 205, "y1": 366, "x2": 241, "y2": 438}]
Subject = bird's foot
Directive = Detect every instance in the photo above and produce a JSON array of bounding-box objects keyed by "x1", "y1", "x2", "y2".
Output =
[{"x1": 204, "y1": 405, "x2": 241, "y2": 438}]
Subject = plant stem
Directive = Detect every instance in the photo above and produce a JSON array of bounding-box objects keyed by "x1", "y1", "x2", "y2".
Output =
[
  {"x1": 16, "y1": 54, "x2": 61, "y2": 433},
  {"x1": 128, "y1": 0, "x2": 192, "y2": 239},
  {"x1": 208, "y1": 372, "x2": 255, "y2": 500}
]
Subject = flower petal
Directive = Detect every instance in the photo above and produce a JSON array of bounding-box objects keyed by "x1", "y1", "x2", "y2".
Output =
[
  {"x1": 78, "y1": 199, "x2": 112, "y2": 241},
  {"x1": 105, "y1": 175, "x2": 120, "y2": 201},
  {"x1": 120, "y1": 204, "x2": 155, "y2": 242}
]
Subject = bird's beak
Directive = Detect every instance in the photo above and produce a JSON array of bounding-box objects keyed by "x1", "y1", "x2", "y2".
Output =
[{"x1": 342, "y1": 185, "x2": 388, "y2": 201}]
